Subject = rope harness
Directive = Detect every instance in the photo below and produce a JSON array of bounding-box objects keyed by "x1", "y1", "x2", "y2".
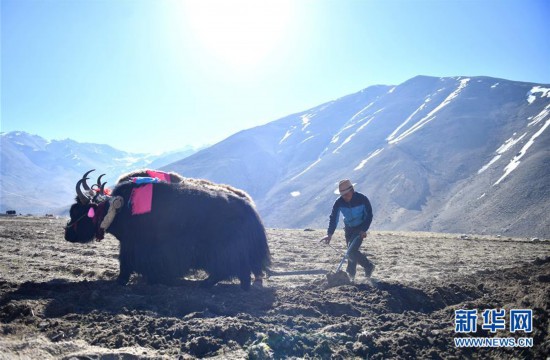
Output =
[
  {"x1": 65, "y1": 196, "x2": 124, "y2": 241},
  {"x1": 65, "y1": 212, "x2": 88, "y2": 231},
  {"x1": 97, "y1": 196, "x2": 124, "y2": 240}
]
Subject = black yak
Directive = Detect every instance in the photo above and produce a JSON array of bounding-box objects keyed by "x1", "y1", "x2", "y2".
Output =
[{"x1": 64, "y1": 170, "x2": 270, "y2": 290}]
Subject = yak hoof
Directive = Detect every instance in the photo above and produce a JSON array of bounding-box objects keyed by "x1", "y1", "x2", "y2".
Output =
[
  {"x1": 239, "y1": 277, "x2": 252, "y2": 291},
  {"x1": 116, "y1": 275, "x2": 129, "y2": 285}
]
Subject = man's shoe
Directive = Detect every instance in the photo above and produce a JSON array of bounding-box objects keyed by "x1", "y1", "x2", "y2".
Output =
[{"x1": 364, "y1": 261, "x2": 375, "y2": 278}]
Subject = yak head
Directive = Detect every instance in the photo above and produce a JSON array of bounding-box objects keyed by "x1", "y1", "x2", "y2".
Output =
[{"x1": 64, "y1": 170, "x2": 108, "y2": 243}]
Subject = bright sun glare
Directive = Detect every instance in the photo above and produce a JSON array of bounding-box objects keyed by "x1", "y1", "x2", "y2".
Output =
[{"x1": 180, "y1": 0, "x2": 293, "y2": 69}]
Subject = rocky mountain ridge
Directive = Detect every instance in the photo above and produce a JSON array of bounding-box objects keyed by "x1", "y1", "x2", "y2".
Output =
[{"x1": 165, "y1": 75, "x2": 550, "y2": 237}]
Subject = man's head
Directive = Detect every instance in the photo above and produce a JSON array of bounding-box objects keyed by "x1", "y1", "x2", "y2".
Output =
[{"x1": 339, "y1": 179, "x2": 354, "y2": 202}]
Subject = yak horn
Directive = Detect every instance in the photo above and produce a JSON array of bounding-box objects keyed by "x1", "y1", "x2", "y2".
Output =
[
  {"x1": 96, "y1": 174, "x2": 105, "y2": 189},
  {"x1": 90, "y1": 174, "x2": 106, "y2": 193},
  {"x1": 99, "y1": 181, "x2": 107, "y2": 195},
  {"x1": 76, "y1": 178, "x2": 91, "y2": 204},
  {"x1": 92, "y1": 182, "x2": 108, "y2": 202},
  {"x1": 81, "y1": 169, "x2": 95, "y2": 191}
]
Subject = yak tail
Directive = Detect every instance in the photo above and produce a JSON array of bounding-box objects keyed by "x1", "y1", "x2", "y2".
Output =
[{"x1": 245, "y1": 209, "x2": 271, "y2": 277}]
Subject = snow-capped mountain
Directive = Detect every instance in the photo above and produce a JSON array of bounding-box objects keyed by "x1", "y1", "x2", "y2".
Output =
[
  {"x1": 165, "y1": 76, "x2": 550, "y2": 238},
  {"x1": 0, "y1": 132, "x2": 199, "y2": 214}
]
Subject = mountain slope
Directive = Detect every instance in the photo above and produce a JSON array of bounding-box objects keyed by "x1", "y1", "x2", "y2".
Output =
[
  {"x1": 166, "y1": 76, "x2": 550, "y2": 237},
  {"x1": 0, "y1": 132, "x2": 198, "y2": 214}
]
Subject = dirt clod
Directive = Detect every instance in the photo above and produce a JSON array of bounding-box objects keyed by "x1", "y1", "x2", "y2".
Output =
[{"x1": 326, "y1": 270, "x2": 352, "y2": 287}]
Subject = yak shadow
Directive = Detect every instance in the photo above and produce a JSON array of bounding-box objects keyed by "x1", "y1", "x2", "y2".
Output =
[{"x1": 0, "y1": 278, "x2": 276, "y2": 321}]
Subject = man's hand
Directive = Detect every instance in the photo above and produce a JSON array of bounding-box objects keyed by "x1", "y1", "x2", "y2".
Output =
[
  {"x1": 320, "y1": 234, "x2": 332, "y2": 244},
  {"x1": 360, "y1": 231, "x2": 367, "y2": 239}
]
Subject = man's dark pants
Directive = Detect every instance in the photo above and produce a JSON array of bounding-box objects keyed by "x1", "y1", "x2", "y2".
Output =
[{"x1": 344, "y1": 226, "x2": 373, "y2": 278}]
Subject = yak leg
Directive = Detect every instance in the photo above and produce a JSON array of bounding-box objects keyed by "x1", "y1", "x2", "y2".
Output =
[
  {"x1": 239, "y1": 270, "x2": 251, "y2": 291},
  {"x1": 117, "y1": 266, "x2": 131, "y2": 285},
  {"x1": 117, "y1": 240, "x2": 134, "y2": 285}
]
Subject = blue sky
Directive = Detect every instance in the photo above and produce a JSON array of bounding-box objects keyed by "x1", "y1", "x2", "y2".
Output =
[{"x1": 2, "y1": 0, "x2": 549, "y2": 154}]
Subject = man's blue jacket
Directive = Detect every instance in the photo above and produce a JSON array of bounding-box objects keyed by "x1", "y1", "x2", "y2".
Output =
[{"x1": 327, "y1": 191, "x2": 373, "y2": 235}]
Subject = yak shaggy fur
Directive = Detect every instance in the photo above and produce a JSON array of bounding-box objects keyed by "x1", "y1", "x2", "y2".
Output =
[
  {"x1": 117, "y1": 169, "x2": 254, "y2": 205},
  {"x1": 66, "y1": 174, "x2": 270, "y2": 290}
]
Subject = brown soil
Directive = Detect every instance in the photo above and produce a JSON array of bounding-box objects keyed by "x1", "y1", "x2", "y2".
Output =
[{"x1": 1, "y1": 217, "x2": 549, "y2": 359}]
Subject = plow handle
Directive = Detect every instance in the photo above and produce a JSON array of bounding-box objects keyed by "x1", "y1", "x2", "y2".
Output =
[{"x1": 335, "y1": 234, "x2": 361, "y2": 272}]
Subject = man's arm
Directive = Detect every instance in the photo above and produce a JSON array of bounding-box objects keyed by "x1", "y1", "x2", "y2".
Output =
[
  {"x1": 359, "y1": 193, "x2": 373, "y2": 232},
  {"x1": 321, "y1": 200, "x2": 341, "y2": 244},
  {"x1": 327, "y1": 199, "x2": 341, "y2": 235}
]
